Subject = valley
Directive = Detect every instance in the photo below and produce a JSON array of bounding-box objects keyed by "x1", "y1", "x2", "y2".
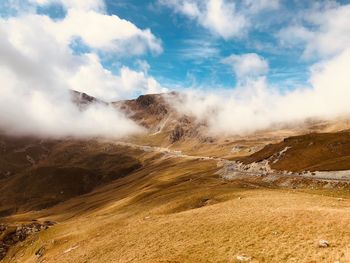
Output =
[{"x1": 1, "y1": 93, "x2": 350, "y2": 263}]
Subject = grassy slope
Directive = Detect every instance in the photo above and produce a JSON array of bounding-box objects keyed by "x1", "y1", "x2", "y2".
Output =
[
  {"x1": 0, "y1": 139, "x2": 143, "y2": 215},
  {"x1": 2, "y1": 152, "x2": 350, "y2": 263},
  {"x1": 240, "y1": 131, "x2": 350, "y2": 171},
  {"x1": 2, "y1": 129, "x2": 350, "y2": 262}
]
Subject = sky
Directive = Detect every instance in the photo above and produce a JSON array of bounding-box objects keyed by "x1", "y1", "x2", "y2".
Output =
[
  {"x1": 1, "y1": 0, "x2": 350, "y2": 137},
  {"x1": 91, "y1": 0, "x2": 348, "y2": 91}
]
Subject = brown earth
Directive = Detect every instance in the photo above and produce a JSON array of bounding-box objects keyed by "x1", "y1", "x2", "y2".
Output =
[
  {"x1": 0, "y1": 135, "x2": 143, "y2": 215},
  {"x1": 1, "y1": 150, "x2": 350, "y2": 263},
  {"x1": 240, "y1": 130, "x2": 350, "y2": 172}
]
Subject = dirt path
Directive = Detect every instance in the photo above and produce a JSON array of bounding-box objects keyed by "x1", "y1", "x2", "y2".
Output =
[{"x1": 113, "y1": 141, "x2": 350, "y2": 183}]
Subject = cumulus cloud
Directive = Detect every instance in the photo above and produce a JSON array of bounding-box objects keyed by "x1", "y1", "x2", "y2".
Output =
[
  {"x1": 159, "y1": 0, "x2": 248, "y2": 39},
  {"x1": 277, "y1": 3, "x2": 350, "y2": 58},
  {"x1": 164, "y1": 2, "x2": 350, "y2": 136},
  {"x1": 159, "y1": 0, "x2": 279, "y2": 39},
  {"x1": 0, "y1": 0, "x2": 165, "y2": 138},
  {"x1": 68, "y1": 54, "x2": 168, "y2": 101},
  {"x1": 53, "y1": 9, "x2": 162, "y2": 55},
  {"x1": 171, "y1": 48, "x2": 350, "y2": 135},
  {"x1": 221, "y1": 53, "x2": 269, "y2": 79}
]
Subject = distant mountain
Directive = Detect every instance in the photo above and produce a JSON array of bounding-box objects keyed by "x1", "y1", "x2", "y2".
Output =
[
  {"x1": 70, "y1": 90, "x2": 107, "y2": 109},
  {"x1": 113, "y1": 92, "x2": 210, "y2": 145}
]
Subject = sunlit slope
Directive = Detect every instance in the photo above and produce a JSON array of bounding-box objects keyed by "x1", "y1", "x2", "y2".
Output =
[
  {"x1": 2, "y1": 155, "x2": 350, "y2": 263},
  {"x1": 240, "y1": 131, "x2": 350, "y2": 171}
]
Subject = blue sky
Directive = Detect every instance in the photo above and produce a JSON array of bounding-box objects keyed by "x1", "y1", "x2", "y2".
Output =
[
  {"x1": 2, "y1": 0, "x2": 349, "y2": 95},
  {"x1": 1, "y1": 0, "x2": 350, "y2": 95},
  {"x1": 101, "y1": 0, "x2": 315, "y2": 90}
]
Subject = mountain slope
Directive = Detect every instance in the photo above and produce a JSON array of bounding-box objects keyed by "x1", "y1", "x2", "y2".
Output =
[
  {"x1": 240, "y1": 130, "x2": 350, "y2": 171},
  {"x1": 0, "y1": 135, "x2": 143, "y2": 215},
  {"x1": 2, "y1": 148, "x2": 350, "y2": 263}
]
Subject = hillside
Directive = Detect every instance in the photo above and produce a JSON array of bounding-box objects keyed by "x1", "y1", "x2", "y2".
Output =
[
  {"x1": 1, "y1": 140, "x2": 350, "y2": 262},
  {"x1": 1, "y1": 92, "x2": 350, "y2": 262},
  {"x1": 0, "y1": 135, "x2": 143, "y2": 215},
  {"x1": 114, "y1": 93, "x2": 350, "y2": 160},
  {"x1": 240, "y1": 130, "x2": 350, "y2": 172}
]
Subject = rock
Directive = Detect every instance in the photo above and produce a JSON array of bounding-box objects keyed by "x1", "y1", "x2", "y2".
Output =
[
  {"x1": 43, "y1": 220, "x2": 56, "y2": 227},
  {"x1": 318, "y1": 239, "x2": 330, "y2": 248},
  {"x1": 231, "y1": 146, "x2": 244, "y2": 153},
  {"x1": 63, "y1": 245, "x2": 79, "y2": 254},
  {"x1": 169, "y1": 125, "x2": 184, "y2": 143},
  {"x1": 26, "y1": 155, "x2": 35, "y2": 165},
  {"x1": 236, "y1": 255, "x2": 252, "y2": 262},
  {"x1": 35, "y1": 246, "x2": 45, "y2": 257},
  {"x1": 136, "y1": 94, "x2": 156, "y2": 108},
  {"x1": 0, "y1": 224, "x2": 7, "y2": 232},
  {"x1": 0, "y1": 221, "x2": 55, "y2": 260}
]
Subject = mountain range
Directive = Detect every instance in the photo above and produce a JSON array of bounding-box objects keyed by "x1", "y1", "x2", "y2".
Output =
[{"x1": 1, "y1": 91, "x2": 350, "y2": 262}]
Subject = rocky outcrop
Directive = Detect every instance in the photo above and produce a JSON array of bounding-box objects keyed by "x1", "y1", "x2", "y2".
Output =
[
  {"x1": 318, "y1": 239, "x2": 330, "y2": 248},
  {"x1": 169, "y1": 116, "x2": 201, "y2": 143},
  {"x1": 114, "y1": 94, "x2": 170, "y2": 129},
  {"x1": 169, "y1": 125, "x2": 185, "y2": 143},
  {"x1": 136, "y1": 94, "x2": 156, "y2": 108},
  {"x1": 70, "y1": 90, "x2": 107, "y2": 110},
  {"x1": 0, "y1": 221, "x2": 56, "y2": 260}
]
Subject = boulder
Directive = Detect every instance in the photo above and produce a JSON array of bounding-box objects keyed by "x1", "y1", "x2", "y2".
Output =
[
  {"x1": 318, "y1": 239, "x2": 330, "y2": 248},
  {"x1": 236, "y1": 255, "x2": 252, "y2": 262}
]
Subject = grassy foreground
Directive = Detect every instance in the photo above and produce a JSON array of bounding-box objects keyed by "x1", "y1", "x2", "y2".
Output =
[{"x1": 2, "y1": 150, "x2": 350, "y2": 263}]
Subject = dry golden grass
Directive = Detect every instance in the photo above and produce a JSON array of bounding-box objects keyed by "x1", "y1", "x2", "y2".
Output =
[
  {"x1": 240, "y1": 131, "x2": 350, "y2": 171},
  {"x1": 0, "y1": 139, "x2": 145, "y2": 215},
  {"x1": 3, "y1": 152, "x2": 350, "y2": 263},
  {"x1": 3, "y1": 98, "x2": 350, "y2": 263}
]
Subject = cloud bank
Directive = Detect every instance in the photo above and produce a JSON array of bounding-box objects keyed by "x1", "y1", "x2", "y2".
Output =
[
  {"x1": 0, "y1": 0, "x2": 165, "y2": 138},
  {"x1": 171, "y1": 47, "x2": 350, "y2": 135},
  {"x1": 277, "y1": 2, "x2": 350, "y2": 58},
  {"x1": 165, "y1": 2, "x2": 350, "y2": 136}
]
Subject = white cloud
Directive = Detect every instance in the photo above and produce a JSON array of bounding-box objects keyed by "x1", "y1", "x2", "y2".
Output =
[
  {"x1": 71, "y1": 60, "x2": 167, "y2": 101},
  {"x1": 170, "y1": 47, "x2": 350, "y2": 135},
  {"x1": 278, "y1": 3, "x2": 350, "y2": 58},
  {"x1": 53, "y1": 9, "x2": 162, "y2": 55},
  {"x1": 159, "y1": 0, "x2": 280, "y2": 39},
  {"x1": 0, "y1": 75, "x2": 143, "y2": 138},
  {"x1": 7, "y1": 0, "x2": 162, "y2": 56},
  {"x1": 159, "y1": 0, "x2": 248, "y2": 39},
  {"x1": 202, "y1": 0, "x2": 247, "y2": 39},
  {"x1": 0, "y1": 0, "x2": 165, "y2": 138},
  {"x1": 222, "y1": 53, "x2": 269, "y2": 79}
]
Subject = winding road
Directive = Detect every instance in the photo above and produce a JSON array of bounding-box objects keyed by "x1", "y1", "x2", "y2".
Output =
[{"x1": 113, "y1": 141, "x2": 350, "y2": 183}]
